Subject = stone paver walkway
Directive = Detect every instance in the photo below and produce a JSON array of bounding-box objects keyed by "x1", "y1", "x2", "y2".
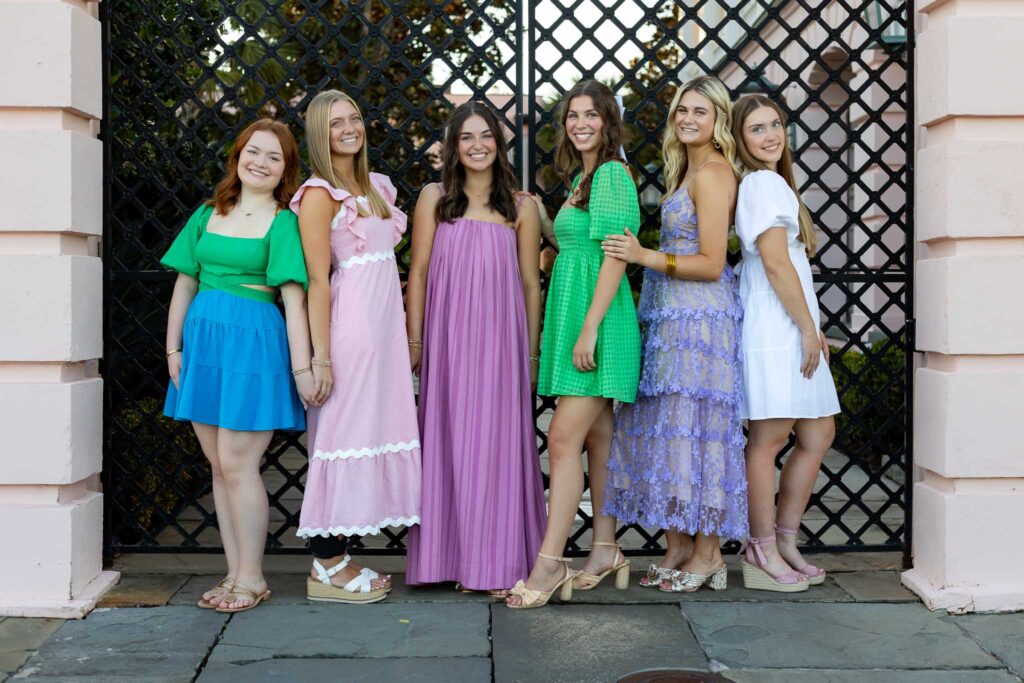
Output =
[{"x1": 3, "y1": 555, "x2": 1022, "y2": 683}]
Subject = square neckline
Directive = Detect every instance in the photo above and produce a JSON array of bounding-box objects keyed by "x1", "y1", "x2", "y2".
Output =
[{"x1": 202, "y1": 205, "x2": 284, "y2": 241}]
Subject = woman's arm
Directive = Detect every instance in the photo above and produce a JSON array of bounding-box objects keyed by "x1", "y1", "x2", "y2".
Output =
[
  {"x1": 601, "y1": 163, "x2": 734, "y2": 281},
  {"x1": 297, "y1": 187, "x2": 337, "y2": 405},
  {"x1": 573, "y1": 256, "x2": 628, "y2": 372},
  {"x1": 406, "y1": 184, "x2": 441, "y2": 374},
  {"x1": 279, "y1": 282, "x2": 315, "y2": 407},
  {"x1": 165, "y1": 273, "x2": 198, "y2": 388},
  {"x1": 516, "y1": 197, "x2": 543, "y2": 385},
  {"x1": 758, "y1": 227, "x2": 821, "y2": 379}
]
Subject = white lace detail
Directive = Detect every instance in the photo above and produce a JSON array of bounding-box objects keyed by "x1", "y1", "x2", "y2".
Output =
[
  {"x1": 337, "y1": 250, "x2": 395, "y2": 270},
  {"x1": 297, "y1": 516, "x2": 421, "y2": 538},
  {"x1": 312, "y1": 440, "x2": 420, "y2": 461}
]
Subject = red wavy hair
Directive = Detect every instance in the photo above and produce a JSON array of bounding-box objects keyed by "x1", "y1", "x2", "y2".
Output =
[{"x1": 208, "y1": 118, "x2": 300, "y2": 215}]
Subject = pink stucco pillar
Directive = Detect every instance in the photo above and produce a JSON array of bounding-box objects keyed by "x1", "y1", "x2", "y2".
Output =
[
  {"x1": 901, "y1": 0, "x2": 1024, "y2": 612},
  {"x1": 0, "y1": 0, "x2": 119, "y2": 617}
]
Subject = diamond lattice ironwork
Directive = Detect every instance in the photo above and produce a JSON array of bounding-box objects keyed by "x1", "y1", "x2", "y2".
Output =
[{"x1": 103, "y1": 0, "x2": 913, "y2": 557}]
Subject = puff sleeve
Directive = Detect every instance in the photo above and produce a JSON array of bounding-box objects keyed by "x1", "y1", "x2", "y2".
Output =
[
  {"x1": 265, "y1": 211, "x2": 309, "y2": 289},
  {"x1": 370, "y1": 172, "x2": 408, "y2": 245},
  {"x1": 587, "y1": 161, "x2": 641, "y2": 242},
  {"x1": 160, "y1": 204, "x2": 211, "y2": 278},
  {"x1": 735, "y1": 171, "x2": 800, "y2": 255}
]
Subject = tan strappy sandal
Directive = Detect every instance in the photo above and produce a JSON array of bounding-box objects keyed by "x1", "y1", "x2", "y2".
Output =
[
  {"x1": 572, "y1": 541, "x2": 630, "y2": 591},
  {"x1": 506, "y1": 553, "x2": 574, "y2": 609},
  {"x1": 196, "y1": 577, "x2": 234, "y2": 609},
  {"x1": 214, "y1": 582, "x2": 271, "y2": 613}
]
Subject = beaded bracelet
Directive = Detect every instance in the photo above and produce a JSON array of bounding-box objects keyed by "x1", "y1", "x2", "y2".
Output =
[
  {"x1": 408, "y1": 340, "x2": 423, "y2": 349},
  {"x1": 291, "y1": 367, "x2": 312, "y2": 377},
  {"x1": 311, "y1": 358, "x2": 332, "y2": 367}
]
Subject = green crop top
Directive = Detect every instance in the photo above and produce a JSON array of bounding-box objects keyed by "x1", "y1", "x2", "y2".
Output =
[{"x1": 160, "y1": 204, "x2": 309, "y2": 303}]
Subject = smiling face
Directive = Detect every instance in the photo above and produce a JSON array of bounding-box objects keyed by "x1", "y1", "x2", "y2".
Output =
[
  {"x1": 457, "y1": 114, "x2": 498, "y2": 172},
  {"x1": 236, "y1": 129, "x2": 285, "y2": 192},
  {"x1": 741, "y1": 105, "x2": 786, "y2": 167},
  {"x1": 673, "y1": 90, "x2": 717, "y2": 147},
  {"x1": 328, "y1": 99, "x2": 365, "y2": 157},
  {"x1": 564, "y1": 95, "x2": 604, "y2": 155}
]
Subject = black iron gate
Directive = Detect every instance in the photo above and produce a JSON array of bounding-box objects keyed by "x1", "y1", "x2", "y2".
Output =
[{"x1": 103, "y1": 0, "x2": 913, "y2": 557}]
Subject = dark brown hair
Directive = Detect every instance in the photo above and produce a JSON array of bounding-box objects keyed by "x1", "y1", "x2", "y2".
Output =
[
  {"x1": 208, "y1": 118, "x2": 300, "y2": 215},
  {"x1": 554, "y1": 79, "x2": 626, "y2": 210},
  {"x1": 731, "y1": 95, "x2": 816, "y2": 254},
  {"x1": 436, "y1": 102, "x2": 519, "y2": 224}
]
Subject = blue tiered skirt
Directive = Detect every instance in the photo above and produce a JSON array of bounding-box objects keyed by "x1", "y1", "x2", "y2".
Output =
[{"x1": 164, "y1": 289, "x2": 305, "y2": 431}]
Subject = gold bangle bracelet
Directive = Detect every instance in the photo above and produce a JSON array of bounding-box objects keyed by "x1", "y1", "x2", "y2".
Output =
[
  {"x1": 665, "y1": 253, "x2": 677, "y2": 278},
  {"x1": 166, "y1": 348, "x2": 181, "y2": 358},
  {"x1": 408, "y1": 340, "x2": 423, "y2": 349}
]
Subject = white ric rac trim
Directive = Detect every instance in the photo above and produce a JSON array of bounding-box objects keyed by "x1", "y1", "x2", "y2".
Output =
[
  {"x1": 312, "y1": 440, "x2": 420, "y2": 461},
  {"x1": 337, "y1": 250, "x2": 396, "y2": 270},
  {"x1": 297, "y1": 516, "x2": 421, "y2": 538}
]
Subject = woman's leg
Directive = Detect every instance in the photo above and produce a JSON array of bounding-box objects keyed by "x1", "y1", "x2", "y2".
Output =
[
  {"x1": 745, "y1": 418, "x2": 800, "y2": 577},
  {"x1": 661, "y1": 530, "x2": 695, "y2": 568},
  {"x1": 579, "y1": 402, "x2": 621, "y2": 574},
  {"x1": 775, "y1": 416, "x2": 835, "y2": 570},
  {"x1": 192, "y1": 423, "x2": 239, "y2": 603},
  {"x1": 507, "y1": 395, "x2": 608, "y2": 606},
  {"x1": 213, "y1": 427, "x2": 274, "y2": 608},
  {"x1": 680, "y1": 532, "x2": 723, "y2": 574}
]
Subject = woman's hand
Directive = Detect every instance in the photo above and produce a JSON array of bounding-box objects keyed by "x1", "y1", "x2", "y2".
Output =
[
  {"x1": 573, "y1": 326, "x2": 598, "y2": 372},
  {"x1": 601, "y1": 228, "x2": 645, "y2": 265},
  {"x1": 409, "y1": 346, "x2": 422, "y2": 375},
  {"x1": 311, "y1": 364, "x2": 333, "y2": 406},
  {"x1": 168, "y1": 353, "x2": 182, "y2": 389},
  {"x1": 819, "y1": 329, "x2": 831, "y2": 365},
  {"x1": 800, "y1": 329, "x2": 821, "y2": 379},
  {"x1": 293, "y1": 372, "x2": 316, "y2": 409}
]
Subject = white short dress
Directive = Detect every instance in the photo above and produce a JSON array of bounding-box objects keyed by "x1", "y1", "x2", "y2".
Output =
[{"x1": 735, "y1": 170, "x2": 840, "y2": 420}]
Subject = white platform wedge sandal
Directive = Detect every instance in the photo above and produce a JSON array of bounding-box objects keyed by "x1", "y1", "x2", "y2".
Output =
[{"x1": 306, "y1": 555, "x2": 391, "y2": 604}]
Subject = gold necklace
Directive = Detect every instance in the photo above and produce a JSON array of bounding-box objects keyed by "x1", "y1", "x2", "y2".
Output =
[{"x1": 239, "y1": 198, "x2": 276, "y2": 217}]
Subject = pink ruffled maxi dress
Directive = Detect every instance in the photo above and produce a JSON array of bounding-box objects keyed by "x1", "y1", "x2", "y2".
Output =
[{"x1": 290, "y1": 173, "x2": 421, "y2": 540}]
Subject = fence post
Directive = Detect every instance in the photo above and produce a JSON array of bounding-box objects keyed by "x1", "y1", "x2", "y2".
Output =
[
  {"x1": 902, "y1": 0, "x2": 1024, "y2": 612},
  {"x1": 0, "y1": 0, "x2": 119, "y2": 617}
]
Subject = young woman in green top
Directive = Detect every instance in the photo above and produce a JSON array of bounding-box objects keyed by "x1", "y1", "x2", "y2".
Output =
[
  {"x1": 507, "y1": 80, "x2": 642, "y2": 609},
  {"x1": 161, "y1": 119, "x2": 315, "y2": 613}
]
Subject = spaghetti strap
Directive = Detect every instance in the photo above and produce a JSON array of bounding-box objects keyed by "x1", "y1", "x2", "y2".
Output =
[{"x1": 697, "y1": 158, "x2": 732, "y2": 174}]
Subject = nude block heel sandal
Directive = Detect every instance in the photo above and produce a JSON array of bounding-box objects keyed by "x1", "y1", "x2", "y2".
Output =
[
  {"x1": 572, "y1": 541, "x2": 631, "y2": 591},
  {"x1": 306, "y1": 555, "x2": 389, "y2": 604},
  {"x1": 775, "y1": 524, "x2": 827, "y2": 585},
  {"x1": 740, "y1": 535, "x2": 809, "y2": 593},
  {"x1": 506, "y1": 553, "x2": 574, "y2": 609}
]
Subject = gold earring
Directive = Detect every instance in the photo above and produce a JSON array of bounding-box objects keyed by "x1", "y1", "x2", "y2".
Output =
[{"x1": 713, "y1": 138, "x2": 721, "y2": 150}]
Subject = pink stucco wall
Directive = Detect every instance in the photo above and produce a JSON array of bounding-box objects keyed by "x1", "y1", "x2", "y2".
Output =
[
  {"x1": 0, "y1": 0, "x2": 118, "y2": 618},
  {"x1": 900, "y1": 0, "x2": 1024, "y2": 613}
]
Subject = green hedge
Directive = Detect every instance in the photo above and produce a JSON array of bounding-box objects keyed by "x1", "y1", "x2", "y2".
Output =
[
  {"x1": 109, "y1": 396, "x2": 205, "y2": 544},
  {"x1": 829, "y1": 336, "x2": 906, "y2": 472}
]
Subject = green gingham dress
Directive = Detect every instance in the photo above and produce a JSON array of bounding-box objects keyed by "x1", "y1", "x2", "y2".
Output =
[{"x1": 537, "y1": 161, "x2": 642, "y2": 403}]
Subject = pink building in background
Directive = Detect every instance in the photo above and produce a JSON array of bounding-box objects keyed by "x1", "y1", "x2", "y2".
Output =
[{"x1": 0, "y1": 0, "x2": 1021, "y2": 616}]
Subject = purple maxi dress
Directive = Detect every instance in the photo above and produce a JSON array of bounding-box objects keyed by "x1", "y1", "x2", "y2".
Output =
[{"x1": 405, "y1": 206, "x2": 547, "y2": 590}]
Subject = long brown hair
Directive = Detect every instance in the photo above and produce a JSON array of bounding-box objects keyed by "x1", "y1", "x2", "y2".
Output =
[
  {"x1": 731, "y1": 95, "x2": 816, "y2": 254},
  {"x1": 436, "y1": 101, "x2": 519, "y2": 224},
  {"x1": 208, "y1": 118, "x2": 299, "y2": 215},
  {"x1": 554, "y1": 79, "x2": 626, "y2": 210},
  {"x1": 305, "y1": 89, "x2": 391, "y2": 219}
]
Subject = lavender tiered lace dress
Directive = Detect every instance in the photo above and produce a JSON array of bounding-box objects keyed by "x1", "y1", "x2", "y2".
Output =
[{"x1": 604, "y1": 186, "x2": 749, "y2": 540}]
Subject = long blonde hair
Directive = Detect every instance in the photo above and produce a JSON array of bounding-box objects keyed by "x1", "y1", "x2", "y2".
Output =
[
  {"x1": 731, "y1": 94, "x2": 816, "y2": 255},
  {"x1": 661, "y1": 75, "x2": 740, "y2": 200},
  {"x1": 305, "y1": 89, "x2": 391, "y2": 219}
]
